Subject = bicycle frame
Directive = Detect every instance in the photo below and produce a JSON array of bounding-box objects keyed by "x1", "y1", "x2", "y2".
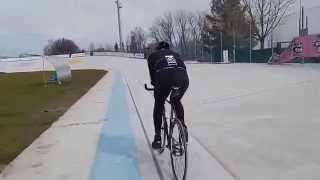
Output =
[
  {"x1": 145, "y1": 84, "x2": 178, "y2": 150},
  {"x1": 162, "y1": 99, "x2": 176, "y2": 150}
]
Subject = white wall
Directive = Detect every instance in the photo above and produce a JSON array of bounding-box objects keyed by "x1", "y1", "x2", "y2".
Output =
[
  {"x1": 0, "y1": 53, "x2": 86, "y2": 62},
  {"x1": 93, "y1": 52, "x2": 144, "y2": 59}
]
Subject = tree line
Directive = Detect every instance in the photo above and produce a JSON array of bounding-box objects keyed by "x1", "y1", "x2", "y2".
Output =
[
  {"x1": 126, "y1": 0, "x2": 295, "y2": 56},
  {"x1": 44, "y1": 38, "x2": 80, "y2": 56},
  {"x1": 43, "y1": 39, "x2": 117, "y2": 56},
  {"x1": 43, "y1": 0, "x2": 295, "y2": 57}
]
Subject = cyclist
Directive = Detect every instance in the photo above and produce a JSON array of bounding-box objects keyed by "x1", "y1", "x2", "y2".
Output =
[{"x1": 147, "y1": 41, "x2": 189, "y2": 149}]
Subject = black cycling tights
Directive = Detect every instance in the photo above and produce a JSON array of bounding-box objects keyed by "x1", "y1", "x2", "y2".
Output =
[{"x1": 153, "y1": 86, "x2": 187, "y2": 135}]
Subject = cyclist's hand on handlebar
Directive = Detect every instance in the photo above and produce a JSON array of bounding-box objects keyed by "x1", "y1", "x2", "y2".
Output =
[{"x1": 144, "y1": 84, "x2": 154, "y2": 91}]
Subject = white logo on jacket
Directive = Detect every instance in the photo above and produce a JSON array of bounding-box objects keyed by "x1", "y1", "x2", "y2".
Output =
[{"x1": 165, "y1": 55, "x2": 177, "y2": 66}]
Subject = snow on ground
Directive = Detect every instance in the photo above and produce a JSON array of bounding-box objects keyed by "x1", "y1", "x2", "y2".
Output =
[{"x1": 1, "y1": 56, "x2": 320, "y2": 180}]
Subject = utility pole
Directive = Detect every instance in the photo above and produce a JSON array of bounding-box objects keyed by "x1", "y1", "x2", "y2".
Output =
[
  {"x1": 194, "y1": 40, "x2": 197, "y2": 61},
  {"x1": 220, "y1": 31, "x2": 223, "y2": 62},
  {"x1": 233, "y1": 30, "x2": 236, "y2": 63},
  {"x1": 249, "y1": 0, "x2": 252, "y2": 64},
  {"x1": 249, "y1": 22, "x2": 252, "y2": 63},
  {"x1": 115, "y1": 0, "x2": 124, "y2": 51},
  {"x1": 299, "y1": 0, "x2": 302, "y2": 35},
  {"x1": 271, "y1": 30, "x2": 274, "y2": 58},
  {"x1": 249, "y1": 15, "x2": 252, "y2": 63}
]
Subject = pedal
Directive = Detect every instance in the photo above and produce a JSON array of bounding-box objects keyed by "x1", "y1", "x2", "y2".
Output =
[{"x1": 158, "y1": 147, "x2": 165, "y2": 154}]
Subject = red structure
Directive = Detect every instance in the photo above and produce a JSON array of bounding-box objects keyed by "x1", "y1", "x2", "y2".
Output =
[
  {"x1": 269, "y1": 5, "x2": 320, "y2": 64},
  {"x1": 269, "y1": 34, "x2": 320, "y2": 64}
]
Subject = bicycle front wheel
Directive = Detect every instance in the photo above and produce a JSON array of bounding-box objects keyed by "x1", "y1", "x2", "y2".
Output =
[
  {"x1": 169, "y1": 118, "x2": 188, "y2": 180},
  {"x1": 159, "y1": 115, "x2": 168, "y2": 153}
]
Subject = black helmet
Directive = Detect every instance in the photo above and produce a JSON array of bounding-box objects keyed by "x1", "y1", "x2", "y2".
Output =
[{"x1": 156, "y1": 41, "x2": 170, "y2": 50}]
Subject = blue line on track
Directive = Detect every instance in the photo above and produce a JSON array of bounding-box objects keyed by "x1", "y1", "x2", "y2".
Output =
[{"x1": 90, "y1": 72, "x2": 141, "y2": 180}]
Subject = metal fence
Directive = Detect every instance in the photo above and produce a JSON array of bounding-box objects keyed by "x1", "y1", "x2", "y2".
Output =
[
  {"x1": 174, "y1": 43, "x2": 275, "y2": 63},
  {"x1": 143, "y1": 30, "x2": 276, "y2": 63}
]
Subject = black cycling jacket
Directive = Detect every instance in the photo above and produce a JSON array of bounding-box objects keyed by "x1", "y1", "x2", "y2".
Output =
[{"x1": 147, "y1": 49, "x2": 187, "y2": 86}]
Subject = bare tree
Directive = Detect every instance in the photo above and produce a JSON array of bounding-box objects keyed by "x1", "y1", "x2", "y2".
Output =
[
  {"x1": 210, "y1": 0, "x2": 225, "y2": 16},
  {"x1": 127, "y1": 27, "x2": 146, "y2": 53},
  {"x1": 188, "y1": 12, "x2": 206, "y2": 43},
  {"x1": 243, "y1": 0, "x2": 295, "y2": 49},
  {"x1": 175, "y1": 10, "x2": 190, "y2": 53},
  {"x1": 149, "y1": 11, "x2": 207, "y2": 57},
  {"x1": 155, "y1": 12, "x2": 178, "y2": 47},
  {"x1": 135, "y1": 27, "x2": 146, "y2": 52},
  {"x1": 89, "y1": 43, "x2": 95, "y2": 52},
  {"x1": 44, "y1": 40, "x2": 54, "y2": 55},
  {"x1": 125, "y1": 36, "x2": 131, "y2": 52},
  {"x1": 150, "y1": 25, "x2": 161, "y2": 42},
  {"x1": 43, "y1": 38, "x2": 80, "y2": 56}
]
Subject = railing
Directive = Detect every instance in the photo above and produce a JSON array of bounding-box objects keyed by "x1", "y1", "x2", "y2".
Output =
[{"x1": 92, "y1": 52, "x2": 144, "y2": 59}]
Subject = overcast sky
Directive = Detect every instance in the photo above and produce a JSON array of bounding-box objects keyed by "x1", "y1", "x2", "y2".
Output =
[{"x1": 0, "y1": 0, "x2": 319, "y2": 56}]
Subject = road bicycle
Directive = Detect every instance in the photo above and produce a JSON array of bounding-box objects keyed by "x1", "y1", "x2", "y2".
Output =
[{"x1": 145, "y1": 84, "x2": 188, "y2": 180}]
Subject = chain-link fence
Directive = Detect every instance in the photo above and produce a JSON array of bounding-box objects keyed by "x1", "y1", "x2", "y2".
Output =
[
  {"x1": 143, "y1": 31, "x2": 277, "y2": 63},
  {"x1": 174, "y1": 43, "x2": 275, "y2": 64},
  {"x1": 143, "y1": 30, "x2": 318, "y2": 64}
]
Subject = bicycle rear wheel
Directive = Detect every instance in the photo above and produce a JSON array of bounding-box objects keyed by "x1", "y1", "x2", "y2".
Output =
[{"x1": 169, "y1": 118, "x2": 188, "y2": 180}]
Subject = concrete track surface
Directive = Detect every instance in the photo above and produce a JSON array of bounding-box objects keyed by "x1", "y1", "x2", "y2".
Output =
[{"x1": 1, "y1": 56, "x2": 320, "y2": 180}]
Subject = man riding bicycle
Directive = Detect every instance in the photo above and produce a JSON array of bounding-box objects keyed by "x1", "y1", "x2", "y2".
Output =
[{"x1": 147, "y1": 41, "x2": 189, "y2": 149}]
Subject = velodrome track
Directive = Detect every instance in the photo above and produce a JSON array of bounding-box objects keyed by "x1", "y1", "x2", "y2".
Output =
[{"x1": 1, "y1": 56, "x2": 320, "y2": 180}]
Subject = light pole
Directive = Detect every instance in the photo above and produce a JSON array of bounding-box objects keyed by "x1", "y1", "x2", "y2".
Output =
[
  {"x1": 220, "y1": 31, "x2": 223, "y2": 62},
  {"x1": 249, "y1": 20, "x2": 252, "y2": 63},
  {"x1": 233, "y1": 30, "x2": 236, "y2": 63},
  {"x1": 194, "y1": 40, "x2": 197, "y2": 61},
  {"x1": 271, "y1": 30, "x2": 274, "y2": 58},
  {"x1": 115, "y1": 0, "x2": 124, "y2": 51}
]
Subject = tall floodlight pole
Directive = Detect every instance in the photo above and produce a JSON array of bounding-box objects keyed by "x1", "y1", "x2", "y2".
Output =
[
  {"x1": 233, "y1": 30, "x2": 236, "y2": 63},
  {"x1": 220, "y1": 31, "x2": 223, "y2": 62},
  {"x1": 249, "y1": 21, "x2": 252, "y2": 63},
  {"x1": 115, "y1": 0, "x2": 124, "y2": 51},
  {"x1": 299, "y1": 0, "x2": 302, "y2": 35},
  {"x1": 42, "y1": 56, "x2": 46, "y2": 87},
  {"x1": 194, "y1": 40, "x2": 197, "y2": 61},
  {"x1": 249, "y1": 0, "x2": 252, "y2": 64},
  {"x1": 271, "y1": 31, "x2": 274, "y2": 58}
]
